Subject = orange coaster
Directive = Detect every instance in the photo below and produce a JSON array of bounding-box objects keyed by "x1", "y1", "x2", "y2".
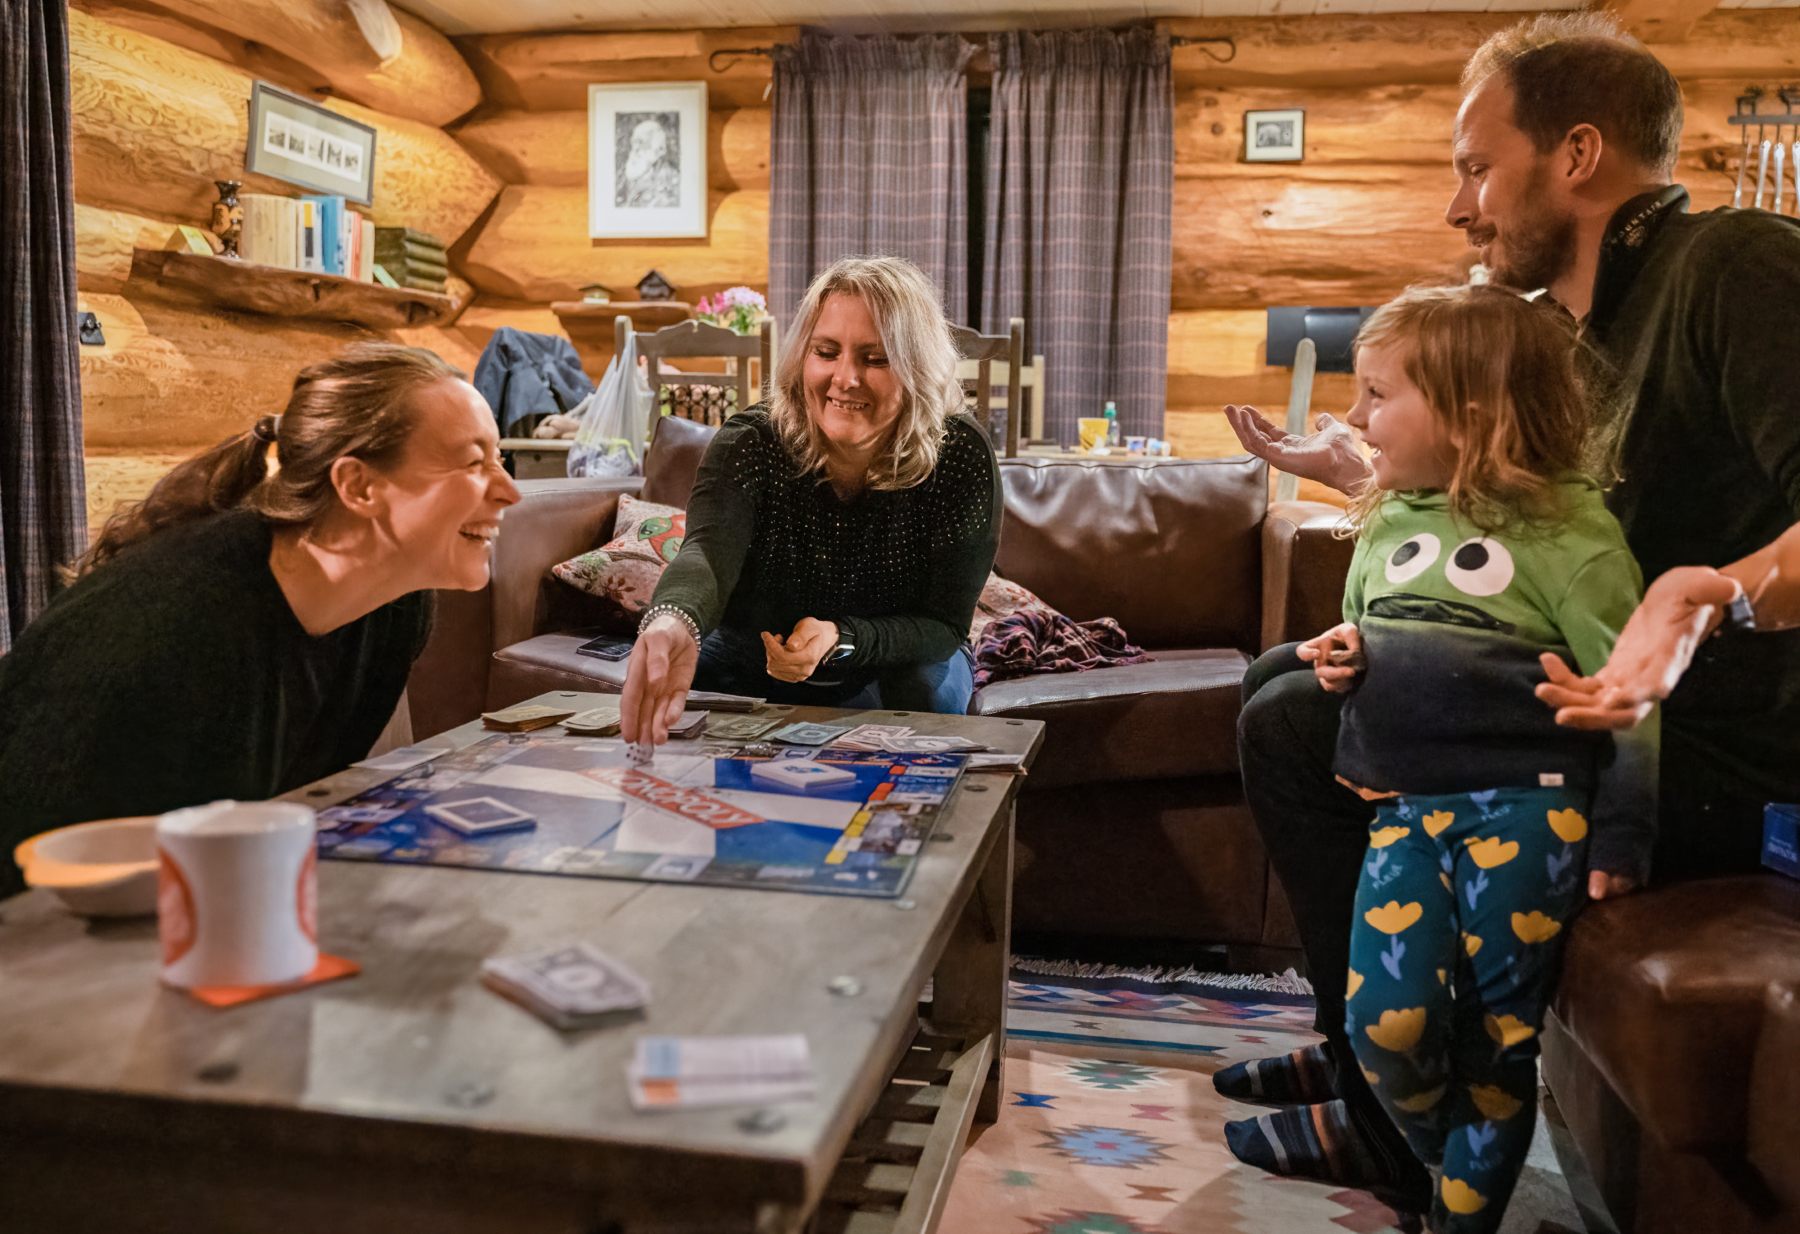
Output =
[{"x1": 176, "y1": 953, "x2": 361, "y2": 1008}]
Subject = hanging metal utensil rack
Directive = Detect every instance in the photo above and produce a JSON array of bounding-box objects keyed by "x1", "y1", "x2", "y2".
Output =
[{"x1": 1730, "y1": 86, "x2": 1800, "y2": 213}]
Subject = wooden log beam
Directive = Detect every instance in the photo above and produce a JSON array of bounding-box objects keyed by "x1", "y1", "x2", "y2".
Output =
[
  {"x1": 77, "y1": 291, "x2": 377, "y2": 451},
  {"x1": 1165, "y1": 11, "x2": 1800, "y2": 87},
  {"x1": 70, "y1": 9, "x2": 501, "y2": 248},
  {"x1": 455, "y1": 107, "x2": 770, "y2": 192},
  {"x1": 76, "y1": 203, "x2": 182, "y2": 294},
  {"x1": 458, "y1": 27, "x2": 796, "y2": 112},
  {"x1": 82, "y1": 449, "x2": 198, "y2": 538},
  {"x1": 72, "y1": 0, "x2": 480, "y2": 128},
  {"x1": 1602, "y1": 0, "x2": 1721, "y2": 45},
  {"x1": 460, "y1": 185, "x2": 767, "y2": 305}
]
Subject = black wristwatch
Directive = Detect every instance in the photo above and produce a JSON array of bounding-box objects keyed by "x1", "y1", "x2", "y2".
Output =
[
  {"x1": 808, "y1": 624, "x2": 857, "y2": 683},
  {"x1": 1717, "y1": 588, "x2": 1757, "y2": 636}
]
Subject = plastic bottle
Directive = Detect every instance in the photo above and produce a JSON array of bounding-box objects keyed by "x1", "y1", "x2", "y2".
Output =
[{"x1": 1103, "y1": 400, "x2": 1120, "y2": 447}]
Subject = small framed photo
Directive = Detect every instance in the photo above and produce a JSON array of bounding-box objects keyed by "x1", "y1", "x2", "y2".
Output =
[
  {"x1": 589, "y1": 81, "x2": 708, "y2": 239},
  {"x1": 246, "y1": 82, "x2": 377, "y2": 203},
  {"x1": 1244, "y1": 108, "x2": 1305, "y2": 163}
]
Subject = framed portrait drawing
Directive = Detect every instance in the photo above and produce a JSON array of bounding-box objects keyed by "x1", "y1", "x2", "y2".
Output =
[
  {"x1": 245, "y1": 82, "x2": 378, "y2": 204},
  {"x1": 1244, "y1": 108, "x2": 1305, "y2": 163},
  {"x1": 589, "y1": 82, "x2": 708, "y2": 239}
]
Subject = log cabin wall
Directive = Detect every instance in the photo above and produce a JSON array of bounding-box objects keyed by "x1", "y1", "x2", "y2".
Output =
[
  {"x1": 72, "y1": 5, "x2": 1799, "y2": 534},
  {"x1": 1157, "y1": 10, "x2": 1788, "y2": 464},
  {"x1": 69, "y1": 0, "x2": 499, "y2": 536}
]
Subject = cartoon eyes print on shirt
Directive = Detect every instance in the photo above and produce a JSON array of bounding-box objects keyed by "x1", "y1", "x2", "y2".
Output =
[
  {"x1": 1385, "y1": 533, "x2": 1441, "y2": 583},
  {"x1": 1444, "y1": 538, "x2": 1516, "y2": 597}
]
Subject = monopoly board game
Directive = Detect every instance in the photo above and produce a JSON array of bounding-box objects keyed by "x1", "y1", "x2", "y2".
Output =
[{"x1": 316, "y1": 734, "x2": 966, "y2": 898}]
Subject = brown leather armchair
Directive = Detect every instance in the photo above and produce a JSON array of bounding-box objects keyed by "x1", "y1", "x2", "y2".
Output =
[{"x1": 406, "y1": 416, "x2": 1354, "y2": 959}]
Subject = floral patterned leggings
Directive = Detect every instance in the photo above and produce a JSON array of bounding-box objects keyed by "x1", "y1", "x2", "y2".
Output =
[{"x1": 1346, "y1": 785, "x2": 1591, "y2": 1233}]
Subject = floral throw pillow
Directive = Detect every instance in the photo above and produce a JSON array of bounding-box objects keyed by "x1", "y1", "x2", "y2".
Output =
[
  {"x1": 551, "y1": 493, "x2": 687, "y2": 618},
  {"x1": 968, "y1": 572, "x2": 1055, "y2": 643}
]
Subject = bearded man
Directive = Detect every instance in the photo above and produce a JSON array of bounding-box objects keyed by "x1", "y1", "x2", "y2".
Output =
[{"x1": 1218, "y1": 10, "x2": 1800, "y2": 1213}]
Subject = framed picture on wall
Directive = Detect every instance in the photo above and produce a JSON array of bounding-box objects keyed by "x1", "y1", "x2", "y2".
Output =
[
  {"x1": 1244, "y1": 108, "x2": 1305, "y2": 163},
  {"x1": 589, "y1": 82, "x2": 708, "y2": 239},
  {"x1": 245, "y1": 82, "x2": 378, "y2": 204}
]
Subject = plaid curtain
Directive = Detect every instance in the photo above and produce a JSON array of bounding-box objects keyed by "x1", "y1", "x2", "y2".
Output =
[
  {"x1": 983, "y1": 28, "x2": 1172, "y2": 444},
  {"x1": 1, "y1": 0, "x2": 86, "y2": 653},
  {"x1": 770, "y1": 32, "x2": 975, "y2": 331}
]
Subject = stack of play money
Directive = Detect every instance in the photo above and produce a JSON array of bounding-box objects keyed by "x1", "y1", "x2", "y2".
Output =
[
  {"x1": 481, "y1": 942, "x2": 651, "y2": 1030},
  {"x1": 482, "y1": 703, "x2": 577, "y2": 732},
  {"x1": 374, "y1": 227, "x2": 448, "y2": 293}
]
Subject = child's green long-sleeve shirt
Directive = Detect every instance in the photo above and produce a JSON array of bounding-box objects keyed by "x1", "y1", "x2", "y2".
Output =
[{"x1": 1336, "y1": 479, "x2": 1659, "y2": 882}]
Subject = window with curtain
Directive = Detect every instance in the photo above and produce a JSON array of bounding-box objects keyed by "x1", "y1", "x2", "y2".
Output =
[
  {"x1": 769, "y1": 31, "x2": 976, "y2": 332},
  {"x1": 981, "y1": 27, "x2": 1174, "y2": 444}
]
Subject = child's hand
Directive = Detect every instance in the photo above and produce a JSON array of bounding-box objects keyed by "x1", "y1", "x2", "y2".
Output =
[
  {"x1": 1588, "y1": 870, "x2": 1638, "y2": 901},
  {"x1": 1297, "y1": 623, "x2": 1363, "y2": 693}
]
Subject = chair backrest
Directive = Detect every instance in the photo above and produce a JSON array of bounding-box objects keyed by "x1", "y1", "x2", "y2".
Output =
[
  {"x1": 948, "y1": 318, "x2": 1025, "y2": 457},
  {"x1": 956, "y1": 351, "x2": 1047, "y2": 444},
  {"x1": 615, "y1": 316, "x2": 778, "y2": 426}
]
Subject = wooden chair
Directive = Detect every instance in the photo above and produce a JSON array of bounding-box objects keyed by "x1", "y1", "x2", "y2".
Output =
[
  {"x1": 615, "y1": 315, "x2": 777, "y2": 426},
  {"x1": 958, "y1": 349, "x2": 1046, "y2": 445},
  {"x1": 949, "y1": 317, "x2": 1025, "y2": 457}
]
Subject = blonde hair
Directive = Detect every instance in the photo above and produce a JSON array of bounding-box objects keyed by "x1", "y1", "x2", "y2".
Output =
[
  {"x1": 1345, "y1": 284, "x2": 1592, "y2": 536},
  {"x1": 74, "y1": 343, "x2": 463, "y2": 578},
  {"x1": 770, "y1": 256, "x2": 965, "y2": 491}
]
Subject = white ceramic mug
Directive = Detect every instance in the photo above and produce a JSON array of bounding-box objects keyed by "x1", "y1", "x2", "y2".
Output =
[{"x1": 156, "y1": 801, "x2": 318, "y2": 989}]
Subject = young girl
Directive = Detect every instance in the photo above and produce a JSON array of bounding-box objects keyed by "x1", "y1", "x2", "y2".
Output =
[{"x1": 1299, "y1": 284, "x2": 1656, "y2": 1233}]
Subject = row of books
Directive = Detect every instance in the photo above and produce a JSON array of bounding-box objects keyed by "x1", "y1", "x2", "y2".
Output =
[{"x1": 239, "y1": 193, "x2": 375, "y2": 282}]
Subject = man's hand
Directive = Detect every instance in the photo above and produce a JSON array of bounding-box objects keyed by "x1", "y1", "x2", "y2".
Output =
[
  {"x1": 1297, "y1": 622, "x2": 1363, "y2": 693},
  {"x1": 762, "y1": 617, "x2": 839, "y2": 683},
  {"x1": 1224, "y1": 406, "x2": 1372, "y2": 496},
  {"x1": 1536, "y1": 566, "x2": 1742, "y2": 731},
  {"x1": 621, "y1": 614, "x2": 700, "y2": 745},
  {"x1": 1588, "y1": 870, "x2": 1638, "y2": 901}
]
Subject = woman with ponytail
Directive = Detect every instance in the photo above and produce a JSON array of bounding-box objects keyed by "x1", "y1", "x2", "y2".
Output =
[{"x1": 0, "y1": 343, "x2": 519, "y2": 894}]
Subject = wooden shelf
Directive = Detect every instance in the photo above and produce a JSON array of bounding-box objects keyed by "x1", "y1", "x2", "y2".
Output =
[
  {"x1": 550, "y1": 299, "x2": 691, "y2": 328},
  {"x1": 129, "y1": 248, "x2": 454, "y2": 329}
]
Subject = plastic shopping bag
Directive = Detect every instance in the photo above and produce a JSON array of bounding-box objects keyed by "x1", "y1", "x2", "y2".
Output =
[{"x1": 568, "y1": 330, "x2": 654, "y2": 478}]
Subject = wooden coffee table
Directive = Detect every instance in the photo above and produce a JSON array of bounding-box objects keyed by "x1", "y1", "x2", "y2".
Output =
[{"x1": 0, "y1": 695, "x2": 1042, "y2": 1234}]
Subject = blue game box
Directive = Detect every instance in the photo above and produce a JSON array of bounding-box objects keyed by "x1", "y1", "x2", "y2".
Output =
[{"x1": 1765, "y1": 803, "x2": 1800, "y2": 881}]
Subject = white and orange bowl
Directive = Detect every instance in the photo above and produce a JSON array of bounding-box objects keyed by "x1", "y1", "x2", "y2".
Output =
[{"x1": 14, "y1": 816, "x2": 159, "y2": 918}]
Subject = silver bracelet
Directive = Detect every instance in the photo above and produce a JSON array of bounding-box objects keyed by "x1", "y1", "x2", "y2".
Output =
[{"x1": 639, "y1": 603, "x2": 701, "y2": 648}]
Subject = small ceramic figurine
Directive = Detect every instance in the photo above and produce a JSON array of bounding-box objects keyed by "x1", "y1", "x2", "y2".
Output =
[{"x1": 209, "y1": 179, "x2": 243, "y2": 258}]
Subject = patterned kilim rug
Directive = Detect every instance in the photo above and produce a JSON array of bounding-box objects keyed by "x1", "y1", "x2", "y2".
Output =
[{"x1": 936, "y1": 961, "x2": 1584, "y2": 1234}]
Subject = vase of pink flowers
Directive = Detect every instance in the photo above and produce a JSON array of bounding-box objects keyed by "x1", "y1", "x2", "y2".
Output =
[{"x1": 694, "y1": 286, "x2": 767, "y2": 335}]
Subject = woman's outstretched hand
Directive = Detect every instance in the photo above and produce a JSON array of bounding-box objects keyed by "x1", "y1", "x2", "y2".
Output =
[
  {"x1": 621, "y1": 614, "x2": 700, "y2": 745},
  {"x1": 1224, "y1": 406, "x2": 1372, "y2": 496}
]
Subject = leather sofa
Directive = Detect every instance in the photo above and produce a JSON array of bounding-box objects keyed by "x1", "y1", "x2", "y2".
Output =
[
  {"x1": 1542, "y1": 875, "x2": 1800, "y2": 1234},
  {"x1": 407, "y1": 415, "x2": 1355, "y2": 961}
]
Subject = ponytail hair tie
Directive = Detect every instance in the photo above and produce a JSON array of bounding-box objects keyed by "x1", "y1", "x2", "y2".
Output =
[{"x1": 251, "y1": 415, "x2": 281, "y2": 444}]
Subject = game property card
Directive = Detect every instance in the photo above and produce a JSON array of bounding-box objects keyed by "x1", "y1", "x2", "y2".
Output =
[{"x1": 425, "y1": 796, "x2": 536, "y2": 835}]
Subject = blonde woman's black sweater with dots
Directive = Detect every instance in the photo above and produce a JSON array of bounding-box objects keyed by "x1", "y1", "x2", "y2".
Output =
[{"x1": 650, "y1": 408, "x2": 1002, "y2": 670}]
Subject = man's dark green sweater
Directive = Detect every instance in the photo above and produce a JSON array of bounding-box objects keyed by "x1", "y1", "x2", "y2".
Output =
[{"x1": 1583, "y1": 187, "x2": 1800, "y2": 871}]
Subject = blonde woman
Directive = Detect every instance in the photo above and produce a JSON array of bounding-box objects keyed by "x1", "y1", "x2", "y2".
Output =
[{"x1": 622, "y1": 256, "x2": 1001, "y2": 744}]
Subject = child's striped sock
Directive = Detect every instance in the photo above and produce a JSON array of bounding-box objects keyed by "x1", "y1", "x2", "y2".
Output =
[{"x1": 1212, "y1": 1042, "x2": 1337, "y2": 1104}]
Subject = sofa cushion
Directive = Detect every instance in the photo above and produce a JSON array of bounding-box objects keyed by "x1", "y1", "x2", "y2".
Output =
[
  {"x1": 969, "y1": 648, "x2": 1248, "y2": 788},
  {"x1": 995, "y1": 455, "x2": 1267, "y2": 652},
  {"x1": 1552, "y1": 875, "x2": 1800, "y2": 1152},
  {"x1": 489, "y1": 633, "x2": 627, "y2": 711},
  {"x1": 550, "y1": 493, "x2": 687, "y2": 625}
]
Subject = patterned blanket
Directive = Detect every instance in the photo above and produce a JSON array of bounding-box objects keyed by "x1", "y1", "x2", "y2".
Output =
[{"x1": 973, "y1": 609, "x2": 1151, "y2": 689}]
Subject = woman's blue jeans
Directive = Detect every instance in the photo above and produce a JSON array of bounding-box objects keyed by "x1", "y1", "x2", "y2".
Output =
[{"x1": 691, "y1": 626, "x2": 974, "y2": 714}]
